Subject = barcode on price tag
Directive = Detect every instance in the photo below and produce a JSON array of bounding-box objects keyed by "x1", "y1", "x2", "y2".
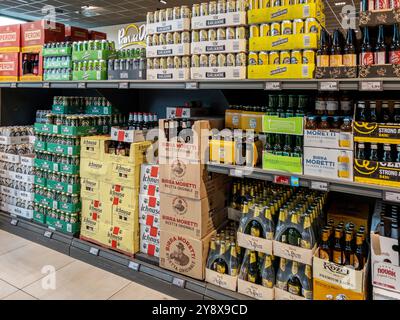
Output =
[
  {"x1": 78, "y1": 82, "x2": 86, "y2": 89},
  {"x1": 119, "y1": 82, "x2": 129, "y2": 89},
  {"x1": 128, "y1": 261, "x2": 140, "y2": 271},
  {"x1": 185, "y1": 82, "x2": 198, "y2": 89},
  {"x1": 43, "y1": 82, "x2": 50, "y2": 88},
  {"x1": 172, "y1": 277, "x2": 185, "y2": 288},
  {"x1": 230, "y1": 168, "x2": 243, "y2": 178},
  {"x1": 89, "y1": 247, "x2": 99, "y2": 256},
  {"x1": 384, "y1": 192, "x2": 400, "y2": 203},
  {"x1": 265, "y1": 81, "x2": 281, "y2": 90},
  {"x1": 319, "y1": 81, "x2": 338, "y2": 91},
  {"x1": 359, "y1": 81, "x2": 383, "y2": 91},
  {"x1": 10, "y1": 83, "x2": 17, "y2": 88},
  {"x1": 311, "y1": 181, "x2": 329, "y2": 192}
]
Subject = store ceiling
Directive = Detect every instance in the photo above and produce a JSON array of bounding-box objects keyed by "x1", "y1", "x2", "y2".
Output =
[{"x1": 0, "y1": 0, "x2": 359, "y2": 31}]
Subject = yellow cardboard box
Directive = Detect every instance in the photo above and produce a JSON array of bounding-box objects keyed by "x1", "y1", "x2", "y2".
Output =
[
  {"x1": 100, "y1": 182, "x2": 139, "y2": 209},
  {"x1": 81, "y1": 177, "x2": 101, "y2": 200},
  {"x1": 107, "y1": 162, "x2": 141, "y2": 187},
  {"x1": 112, "y1": 204, "x2": 139, "y2": 230},
  {"x1": 82, "y1": 199, "x2": 112, "y2": 225},
  {"x1": 250, "y1": 34, "x2": 318, "y2": 52},
  {"x1": 80, "y1": 213, "x2": 102, "y2": 242},
  {"x1": 248, "y1": 64, "x2": 315, "y2": 79},
  {"x1": 81, "y1": 136, "x2": 109, "y2": 160},
  {"x1": 102, "y1": 140, "x2": 152, "y2": 165},
  {"x1": 99, "y1": 222, "x2": 140, "y2": 255},
  {"x1": 80, "y1": 158, "x2": 110, "y2": 180}
]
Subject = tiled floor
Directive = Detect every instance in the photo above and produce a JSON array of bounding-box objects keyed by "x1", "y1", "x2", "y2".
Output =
[{"x1": 0, "y1": 230, "x2": 175, "y2": 300}]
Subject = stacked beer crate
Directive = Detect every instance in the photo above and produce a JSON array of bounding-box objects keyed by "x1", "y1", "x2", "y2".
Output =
[
  {"x1": 80, "y1": 132, "x2": 151, "y2": 256},
  {"x1": 139, "y1": 163, "x2": 161, "y2": 258},
  {"x1": 0, "y1": 127, "x2": 35, "y2": 220},
  {"x1": 146, "y1": 6, "x2": 192, "y2": 81},
  {"x1": 158, "y1": 116, "x2": 229, "y2": 280}
]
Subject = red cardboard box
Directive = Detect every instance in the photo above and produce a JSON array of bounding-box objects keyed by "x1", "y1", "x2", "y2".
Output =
[
  {"x1": 0, "y1": 52, "x2": 19, "y2": 81},
  {"x1": 19, "y1": 51, "x2": 42, "y2": 81},
  {"x1": 21, "y1": 20, "x2": 65, "y2": 51},
  {"x1": 0, "y1": 24, "x2": 21, "y2": 52},
  {"x1": 89, "y1": 30, "x2": 107, "y2": 40},
  {"x1": 65, "y1": 26, "x2": 89, "y2": 42}
]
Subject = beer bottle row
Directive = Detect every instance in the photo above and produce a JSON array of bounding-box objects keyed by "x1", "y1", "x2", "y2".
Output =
[
  {"x1": 356, "y1": 100, "x2": 400, "y2": 123},
  {"x1": 378, "y1": 202, "x2": 399, "y2": 240},
  {"x1": 107, "y1": 141, "x2": 133, "y2": 157},
  {"x1": 265, "y1": 94, "x2": 308, "y2": 117},
  {"x1": 315, "y1": 93, "x2": 353, "y2": 117},
  {"x1": 264, "y1": 133, "x2": 303, "y2": 157},
  {"x1": 361, "y1": 0, "x2": 400, "y2": 11},
  {"x1": 163, "y1": 118, "x2": 194, "y2": 142},
  {"x1": 127, "y1": 112, "x2": 158, "y2": 130},
  {"x1": 356, "y1": 142, "x2": 400, "y2": 163},
  {"x1": 249, "y1": 0, "x2": 314, "y2": 9},
  {"x1": 22, "y1": 53, "x2": 40, "y2": 76},
  {"x1": 305, "y1": 115, "x2": 353, "y2": 131},
  {"x1": 319, "y1": 220, "x2": 367, "y2": 271}
]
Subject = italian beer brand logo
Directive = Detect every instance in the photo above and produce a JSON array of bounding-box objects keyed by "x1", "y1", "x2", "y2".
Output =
[
  {"x1": 165, "y1": 236, "x2": 196, "y2": 273},
  {"x1": 118, "y1": 23, "x2": 146, "y2": 49},
  {"x1": 323, "y1": 261, "x2": 350, "y2": 276},
  {"x1": 172, "y1": 197, "x2": 187, "y2": 215},
  {"x1": 354, "y1": 122, "x2": 378, "y2": 135},
  {"x1": 170, "y1": 159, "x2": 186, "y2": 179},
  {"x1": 377, "y1": 265, "x2": 397, "y2": 279},
  {"x1": 24, "y1": 30, "x2": 41, "y2": 41},
  {"x1": 83, "y1": 140, "x2": 97, "y2": 146},
  {"x1": 354, "y1": 160, "x2": 379, "y2": 175},
  {"x1": 88, "y1": 161, "x2": 102, "y2": 169},
  {"x1": 0, "y1": 61, "x2": 15, "y2": 71},
  {"x1": 0, "y1": 32, "x2": 17, "y2": 43},
  {"x1": 116, "y1": 164, "x2": 132, "y2": 174}
]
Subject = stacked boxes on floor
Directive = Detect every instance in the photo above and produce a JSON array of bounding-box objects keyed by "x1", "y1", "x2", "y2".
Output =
[
  {"x1": 0, "y1": 127, "x2": 35, "y2": 219},
  {"x1": 158, "y1": 117, "x2": 229, "y2": 280},
  {"x1": 139, "y1": 164, "x2": 161, "y2": 258},
  {"x1": 80, "y1": 132, "x2": 151, "y2": 256},
  {"x1": 0, "y1": 24, "x2": 21, "y2": 81}
]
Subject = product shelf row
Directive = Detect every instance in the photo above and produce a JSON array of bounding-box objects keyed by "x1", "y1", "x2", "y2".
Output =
[
  {"x1": 207, "y1": 163, "x2": 400, "y2": 201},
  {"x1": 0, "y1": 210, "x2": 251, "y2": 301},
  {"x1": 1, "y1": 79, "x2": 400, "y2": 90}
]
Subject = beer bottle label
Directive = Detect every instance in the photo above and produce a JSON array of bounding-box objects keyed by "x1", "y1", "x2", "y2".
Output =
[
  {"x1": 262, "y1": 278, "x2": 274, "y2": 288},
  {"x1": 329, "y1": 54, "x2": 343, "y2": 67},
  {"x1": 275, "y1": 280, "x2": 287, "y2": 290},
  {"x1": 360, "y1": 52, "x2": 374, "y2": 66},
  {"x1": 300, "y1": 239, "x2": 311, "y2": 249},
  {"x1": 266, "y1": 231, "x2": 274, "y2": 240},
  {"x1": 288, "y1": 283, "x2": 301, "y2": 296},
  {"x1": 319, "y1": 249, "x2": 330, "y2": 260},
  {"x1": 302, "y1": 289, "x2": 313, "y2": 300},
  {"x1": 343, "y1": 54, "x2": 357, "y2": 67},
  {"x1": 316, "y1": 55, "x2": 330, "y2": 67},
  {"x1": 389, "y1": 50, "x2": 400, "y2": 64},
  {"x1": 374, "y1": 51, "x2": 386, "y2": 65},
  {"x1": 333, "y1": 251, "x2": 343, "y2": 264}
]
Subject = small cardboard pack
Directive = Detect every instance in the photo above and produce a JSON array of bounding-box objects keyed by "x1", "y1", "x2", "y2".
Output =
[{"x1": 140, "y1": 224, "x2": 161, "y2": 257}]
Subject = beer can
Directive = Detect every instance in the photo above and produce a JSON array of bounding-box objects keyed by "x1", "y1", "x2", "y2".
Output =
[
  {"x1": 193, "y1": 4, "x2": 201, "y2": 17},
  {"x1": 227, "y1": 53, "x2": 236, "y2": 66},
  {"x1": 167, "y1": 56, "x2": 174, "y2": 69},
  {"x1": 209, "y1": 1, "x2": 218, "y2": 14},
  {"x1": 147, "y1": 59, "x2": 153, "y2": 70},
  {"x1": 192, "y1": 30, "x2": 200, "y2": 42},
  {"x1": 259, "y1": 51, "x2": 269, "y2": 65},
  {"x1": 303, "y1": 49, "x2": 315, "y2": 64},
  {"x1": 217, "y1": 28, "x2": 226, "y2": 40},
  {"x1": 173, "y1": 32, "x2": 181, "y2": 44},
  {"x1": 181, "y1": 6, "x2": 190, "y2": 18},
  {"x1": 290, "y1": 50, "x2": 302, "y2": 64},
  {"x1": 200, "y1": 29, "x2": 208, "y2": 42},
  {"x1": 147, "y1": 12, "x2": 154, "y2": 24},
  {"x1": 173, "y1": 7, "x2": 181, "y2": 19},
  {"x1": 182, "y1": 56, "x2": 191, "y2": 68},
  {"x1": 200, "y1": 54, "x2": 208, "y2": 67},
  {"x1": 209, "y1": 54, "x2": 218, "y2": 67},
  {"x1": 192, "y1": 55, "x2": 200, "y2": 67},
  {"x1": 249, "y1": 52, "x2": 258, "y2": 65},
  {"x1": 237, "y1": 52, "x2": 247, "y2": 66},
  {"x1": 209, "y1": 29, "x2": 217, "y2": 41},
  {"x1": 153, "y1": 58, "x2": 160, "y2": 69},
  {"x1": 218, "y1": 0, "x2": 227, "y2": 13},
  {"x1": 281, "y1": 20, "x2": 292, "y2": 35},
  {"x1": 146, "y1": 35, "x2": 153, "y2": 47},
  {"x1": 153, "y1": 34, "x2": 159, "y2": 46},
  {"x1": 159, "y1": 9, "x2": 166, "y2": 22},
  {"x1": 236, "y1": 0, "x2": 248, "y2": 11},
  {"x1": 250, "y1": 25, "x2": 260, "y2": 38},
  {"x1": 201, "y1": 2, "x2": 209, "y2": 16},
  {"x1": 218, "y1": 54, "x2": 227, "y2": 67},
  {"x1": 174, "y1": 56, "x2": 182, "y2": 69},
  {"x1": 280, "y1": 51, "x2": 291, "y2": 64},
  {"x1": 250, "y1": 0, "x2": 259, "y2": 9},
  {"x1": 305, "y1": 18, "x2": 318, "y2": 33},
  {"x1": 271, "y1": 0, "x2": 282, "y2": 6},
  {"x1": 260, "y1": 24, "x2": 270, "y2": 37},
  {"x1": 269, "y1": 51, "x2": 280, "y2": 64},
  {"x1": 88, "y1": 60, "x2": 94, "y2": 71},
  {"x1": 166, "y1": 8, "x2": 173, "y2": 21},
  {"x1": 259, "y1": 0, "x2": 271, "y2": 8},
  {"x1": 182, "y1": 31, "x2": 190, "y2": 43},
  {"x1": 293, "y1": 19, "x2": 304, "y2": 34},
  {"x1": 227, "y1": 27, "x2": 236, "y2": 40},
  {"x1": 154, "y1": 11, "x2": 159, "y2": 23},
  {"x1": 159, "y1": 33, "x2": 167, "y2": 45},
  {"x1": 271, "y1": 22, "x2": 281, "y2": 36},
  {"x1": 228, "y1": 0, "x2": 237, "y2": 12},
  {"x1": 236, "y1": 26, "x2": 246, "y2": 39},
  {"x1": 166, "y1": 33, "x2": 174, "y2": 45}
]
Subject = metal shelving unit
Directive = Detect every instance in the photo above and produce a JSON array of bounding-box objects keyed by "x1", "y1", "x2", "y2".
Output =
[
  {"x1": 0, "y1": 211, "x2": 250, "y2": 300},
  {"x1": 0, "y1": 78, "x2": 398, "y2": 90},
  {"x1": 207, "y1": 163, "x2": 400, "y2": 201}
]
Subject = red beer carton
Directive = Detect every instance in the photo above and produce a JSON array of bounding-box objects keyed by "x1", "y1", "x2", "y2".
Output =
[
  {"x1": 0, "y1": 52, "x2": 19, "y2": 81},
  {"x1": 19, "y1": 51, "x2": 43, "y2": 81},
  {"x1": 89, "y1": 30, "x2": 107, "y2": 40},
  {"x1": 21, "y1": 20, "x2": 65, "y2": 51},
  {"x1": 0, "y1": 24, "x2": 21, "y2": 52},
  {"x1": 65, "y1": 26, "x2": 89, "y2": 42}
]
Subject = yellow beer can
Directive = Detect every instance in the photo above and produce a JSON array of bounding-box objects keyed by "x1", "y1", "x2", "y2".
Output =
[
  {"x1": 305, "y1": 18, "x2": 318, "y2": 33},
  {"x1": 280, "y1": 51, "x2": 291, "y2": 64},
  {"x1": 248, "y1": 52, "x2": 259, "y2": 65},
  {"x1": 250, "y1": 25, "x2": 260, "y2": 38},
  {"x1": 260, "y1": 24, "x2": 271, "y2": 37},
  {"x1": 281, "y1": 20, "x2": 292, "y2": 35},
  {"x1": 293, "y1": 19, "x2": 304, "y2": 34},
  {"x1": 290, "y1": 50, "x2": 302, "y2": 64},
  {"x1": 259, "y1": 51, "x2": 269, "y2": 65},
  {"x1": 271, "y1": 22, "x2": 281, "y2": 36},
  {"x1": 269, "y1": 51, "x2": 280, "y2": 64},
  {"x1": 259, "y1": 0, "x2": 271, "y2": 8},
  {"x1": 303, "y1": 50, "x2": 315, "y2": 64},
  {"x1": 250, "y1": 0, "x2": 259, "y2": 9}
]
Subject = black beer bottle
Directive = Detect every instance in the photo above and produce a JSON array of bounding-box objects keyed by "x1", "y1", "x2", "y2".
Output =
[
  {"x1": 343, "y1": 29, "x2": 357, "y2": 66},
  {"x1": 375, "y1": 25, "x2": 387, "y2": 65},
  {"x1": 390, "y1": 24, "x2": 400, "y2": 64},
  {"x1": 360, "y1": 27, "x2": 374, "y2": 65},
  {"x1": 330, "y1": 29, "x2": 343, "y2": 67}
]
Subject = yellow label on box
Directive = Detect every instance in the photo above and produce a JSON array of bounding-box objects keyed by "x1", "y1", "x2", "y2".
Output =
[
  {"x1": 100, "y1": 182, "x2": 139, "y2": 209},
  {"x1": 248, "y1": 64, "x2": 315, "y2": 79},
  {"x1": 209, "y1": 139, "x2": 236, "y2": 165},
  {"x1": 82, "y1": 199, "x2": 112, "y2": 225},
  {"x1": 81, "y1": 177, "x2": 100, "y2": 200},
  {"x1": 81, "y1": 136, "x2": 108, "y2": 160},
  {"x1": 80, "y1": 215, "x2": 101, "y2": 241},
  {"x1": 81, "y1": 158, "x2": 109, "y2": 179},
  {"x1": 313, "y1": 278, "x2": 366, "y2": 300},
  {"x1": 250, "y1": 33, "x2": 318, "y2": 52},
  {"x1": 112, "y1": 205, "x2": 139, "y2": 230}
]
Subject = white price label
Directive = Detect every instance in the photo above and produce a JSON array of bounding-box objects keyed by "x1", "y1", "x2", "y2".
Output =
[
  {"x1": 10, "y1": 219, "x2": 18, "y2": 226},
  {"x1": 119, "y1": 82, "x2": 129, "y2": 89},
  {"x1": 265, "y1": 81, "x2": 281, "y2": 90},
  {"x1": 185, "y1": 82, "x2": 198, "y2": 89},
  {"x1": 384, "y1": 192, "x2": 400, "y2": 203},
  {"x1": 310, "y1": 181, "x2": 329, "y2": 192},
  {"x1": 10, "y1": 83, "x2": 17, "y2": 88},
  {"x1": 359, "y1": 81, "x2": 383, "y2": 91},
  {"x1": 89, "y1": 247, "x2": 99, "y2": 256},
  {"x1": 128, "y1": 261, "x2": 140, "y2": 271},
  {"x1": 78, "y1": 82, "x2": 86, "y2": 89},
  {"x1": 42, "y1": 82, "x2": 50, "y2": 88},
  {"x1": 44, "y1": 231, "x2": 53, "y2": 238},
  {"x1": 319, "y1": 81, "x2": 338, "y2": 91},
  {"x1": 230, "y1": 168, "x2": 243, "y2": 178},
  {"x1": 172, "y1": 277, "x2": 185, "y2": 288}
]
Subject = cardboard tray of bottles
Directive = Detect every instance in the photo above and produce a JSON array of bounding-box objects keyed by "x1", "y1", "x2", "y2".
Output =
[
  {"x1": 146, "y1": 43, "x2": 191, "y2": 58},
  {"x1": 72, "y1": 49, "x2": 115, "y2": 61},
  {"x1": 146, "y1": 18, "x2": 191, "y2": 35},
  {"x1": 147, "y1": 68, "x2": 190, "y2": 81},
  {"x1": 359, "y1": 9, "x2": 400, "y2": 27},
  {"x1": 248, "y1": 3, "x2": 325, "y2": 25},
  {"x1": 358, "y1": 64, "x2": 400, "y2": 78},
  {"x1": 191, "y1": 12, "x2": 247, "y2": 30},
  {"x1": 107, "y1": 69, "x2": 146, "y2": 81},
  {"x1": 0, "y1": 202, "x2": 33, "y2": 220},
  {"x1": 44, "y1": 73, "x2": 72, "y2": 81},
  {"x1": 249, "y1": 34, "x2": 318, "y2": 52},
  {"x1": 43, "y1": 47, "x2": 72, "y2": 57},
  {"x1": 33, "y1": 210, "x2": 80, "y2": 234},
  {"x1": 248, "y1": 64, "x2": 315, "y2": 79},
  {"x1": 191, "y1": 39, "x2": 247, "y2": 55},
  {"x1": 44, "y1": 59, "x2": 73, "y2": 69},
  {"x1": 110, "y1": 127, "x2": 147, "y2": 143},
  {"x1": 72, "y1": 70, "x2": 107, "y2": 81},
  {"x1": 191, "y1": 66, "x2": 247, "y2": 80},
  {"x1": 34, "y1": 123, "x2": 104, "y2": 136},
  {"x1": 315, "y1": 66, "x2": 358, "y2": 79}
]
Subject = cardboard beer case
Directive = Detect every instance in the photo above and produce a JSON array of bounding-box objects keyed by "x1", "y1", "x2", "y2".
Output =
[
  {"x1": 139, "y1": 194, "x2": 160, "y2": 228},
  {"x1": 0, "y1": 24, "x2": 21, "y2": 52},
  {"x1": 140, "y1": 224, "x2": 161, "y2": 258}
]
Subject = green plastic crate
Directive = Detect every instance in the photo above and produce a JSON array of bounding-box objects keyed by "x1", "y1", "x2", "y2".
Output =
[
  {"x1": 34, "y1": 140, "x2": 47, "y2": 151},
  {"x1": 47, "y1": 179, "x2": 80, "y2": 194},
  {"x1": 33, "y1": 211, "x2": 46, "y2": 224},
  {"x1": 34, "y1": 123, "x2": 59, "y2": 134},
  {"x1": 34, "y1": 176, "x2": 47, "y2": 187},
  {"x1": 85, "y1": 105, "x2": 114, "y2": 115},
  {"x1": 46, "y1": 216, "x2": 80, "y2": 234},
  {"x1": 47, "y1": 143, "x2": 80, "y2": 156}
]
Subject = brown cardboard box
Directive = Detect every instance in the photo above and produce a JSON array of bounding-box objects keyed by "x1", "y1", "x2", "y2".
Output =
[
  {"x1": 159, "y1": 160, "x2": 227, "y2": 200},
  {"x1": 160, "y1": 191, "x2": 227, "y2": 239},
  {"x1": 159, "y1": 229, "x2": 216, "y2": 280},
  {"x1": 65, "y1": 26, "x2": 89, "y2": 41},
  {"x1": 21, "y1": 20, "x2": 65, "y2": 50},
  {"x1": 89, "y1": 30, "x2": 107, "y2": 40}
]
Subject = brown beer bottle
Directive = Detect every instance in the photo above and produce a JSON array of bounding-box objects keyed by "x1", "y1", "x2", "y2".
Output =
[
  {"x1": 317, "y1": 29, "x2": 330, "y2": 67},
  {"x1": 343, "y1": 231, "x2": 354, "y2": 267},
  {"x1": 375, "y1": 25, "x2": 387, "y2": 64},
  {"x1": 319, "y1": 228, "x2": 332, "y2": 261},
  {"x1": 343, "y1": 29, "x2": 357, "y2": 66},
  {"x1": 389, "y1": 23, "x2": 400, "y2": 64},
  {"x1": 354, "y1": 233, "x2": 365, "y2": 270},
  {"x1": 360, "y1": 26, "x2": 374, "y2": 65},
  {"x1": 330, "y1": 29, "x2": 343, "y2": 67},
  {"x1": 332, "y1": 228, "x2": 344, "y2": 265}
]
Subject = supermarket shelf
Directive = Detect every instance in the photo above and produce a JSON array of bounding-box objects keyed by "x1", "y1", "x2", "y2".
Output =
[
  {"x1": 0, "y1": 78, "x2": 399, "y2": 90},
  {"x1": 0, "y1": 211, "x2": 250, "y2": 300},
  {"x1": 207, "y1": 163, "x2": 399, "y2": 200}
]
